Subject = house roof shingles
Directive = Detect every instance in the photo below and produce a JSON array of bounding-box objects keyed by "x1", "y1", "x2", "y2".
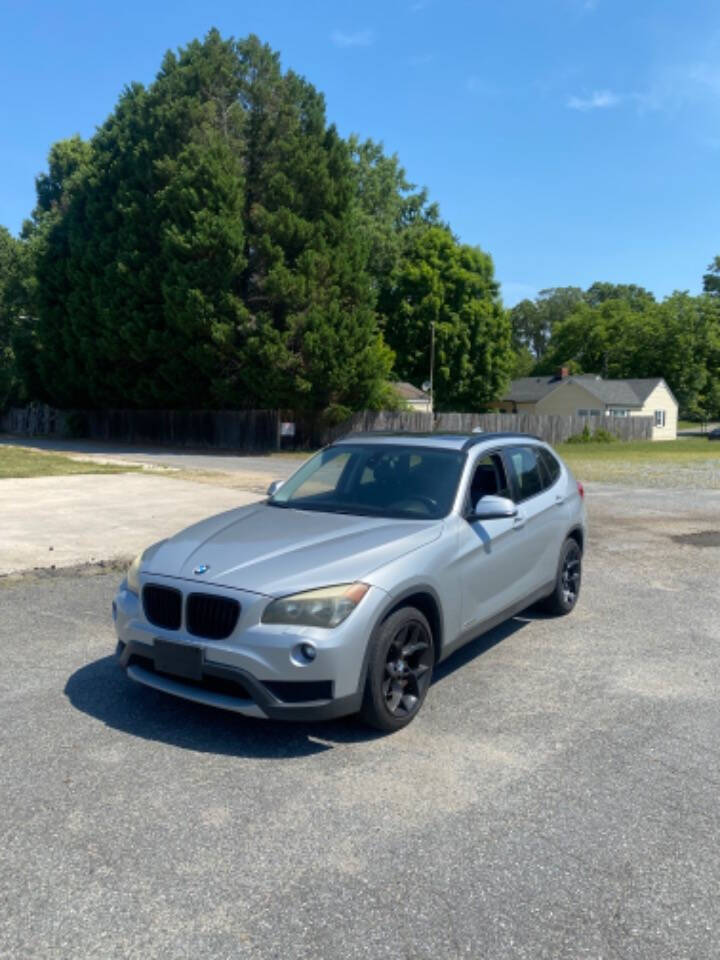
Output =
[
  {"x1": 502, "y1": 375, "x2": 669, "y2": 408},
  {"x1": 392, "y1": 381, "x2": 429, "y2": 401}
]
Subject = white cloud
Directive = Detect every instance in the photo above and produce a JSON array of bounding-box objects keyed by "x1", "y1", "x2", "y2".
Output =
[
  {"x1": 567, "y1": 89, "x2": 621, "y2": 111},
  {"x1": 331, "y1": 29, "x2": 373, "y2": 48}
]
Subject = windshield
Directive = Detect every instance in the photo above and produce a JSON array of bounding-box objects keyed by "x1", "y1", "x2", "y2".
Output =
[{"x1": 269, "y1": 443, "x2": 465, "y2": 520}]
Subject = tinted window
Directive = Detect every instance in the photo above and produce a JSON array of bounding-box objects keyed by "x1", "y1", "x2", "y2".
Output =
[
  {"x1": 505, "y1": 446, "x2": 544, "y2": 501},
  {"x1": 269, "y1": 444, "x2": 465, "y2": 519},
  {"x1": 537, "y1": 448, "x2": 561, "y2": 488}
]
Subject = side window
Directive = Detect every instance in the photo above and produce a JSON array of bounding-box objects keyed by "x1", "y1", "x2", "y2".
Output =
[
  {"x1": 468, "y1": 453, "x2": 510, "y2": 507},
  {"x1": 505, "y1": 446, "x2": 544, "y2": 502},
  {"x1": 537, "y1": 448, "x2": 561, "y2": 488}
]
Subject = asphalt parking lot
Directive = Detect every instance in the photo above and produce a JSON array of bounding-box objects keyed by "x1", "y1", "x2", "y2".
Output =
[{"x1": 1, "y1": 485, "x2": 719, "y2": 959}]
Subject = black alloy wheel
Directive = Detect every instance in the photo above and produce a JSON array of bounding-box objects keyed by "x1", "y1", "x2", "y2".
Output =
[
  {"x1": 381, "y1": 621, "x2": 434, "y2": 717},
  {"x1": 539, "y1": 537, "x2": 582, "y2": 616},
  {"x1": 560, "y1": 545, "x2": 581, "y2": 607},
  {"x1": 361, "y1": 607, "x2": 434, "y2": 731}
]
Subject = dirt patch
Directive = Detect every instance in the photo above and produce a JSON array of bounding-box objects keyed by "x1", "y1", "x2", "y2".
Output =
[
  {"x1": 670, "y1": 530, "x2": 720, "y2": 548},
  {"x1": 0, "y1": 556, "x2": 133, "y2": 589}
]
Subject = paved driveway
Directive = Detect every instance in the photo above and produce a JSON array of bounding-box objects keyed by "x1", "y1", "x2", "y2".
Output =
[
  {"x1": 1, "y1": 487, "x2": 719, "y2": 958},
  {"x1": 0, "y1": 474, "x2": 260, "y2": 576}
]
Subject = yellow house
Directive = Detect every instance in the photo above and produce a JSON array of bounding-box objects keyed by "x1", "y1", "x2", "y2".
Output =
[
  {"x1": 499, "y1": 369, "x2": 678, "y2": 440},
  {"x1": 392, "y1": 381, "x2": 433, "y2": 413}
]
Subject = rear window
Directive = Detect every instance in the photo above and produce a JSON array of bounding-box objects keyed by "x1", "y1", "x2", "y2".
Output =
[
  {"x1": 537, "y1": 448, "x2": 561, "y2": 488},
  {"x1": 505, "y1": 446, "x2": 544, "y2": 501}
]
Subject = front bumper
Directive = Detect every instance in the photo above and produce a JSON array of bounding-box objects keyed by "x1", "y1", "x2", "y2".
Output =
[
  {"x1": 113, "y1": 579, "x2": 387, "y2": 721},
  {"x1": 115, "y1": 638, "x2": 363, "y2": 721}
]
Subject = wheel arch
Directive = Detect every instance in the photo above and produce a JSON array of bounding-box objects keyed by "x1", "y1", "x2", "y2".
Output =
[
  {"x1": 567, "y1": 525, "x2": 584, "y2": 553},
  {"x1": 375, "y1": 586, "x2": 444, "y2": 665}
]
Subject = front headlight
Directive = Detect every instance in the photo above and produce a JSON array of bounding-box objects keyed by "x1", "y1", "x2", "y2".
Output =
[
  {"x1": 262, "y1": 583, "x2": 370, "y2": 628},
  {"x1": 126, "y1": 553, "x2": 143, "y2": 595}
]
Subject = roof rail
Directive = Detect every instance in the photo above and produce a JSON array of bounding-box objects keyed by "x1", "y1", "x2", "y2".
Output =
[
  {"x1": 331, "y1": 429, "x2": 542, "y2": 447},
  {"x1": 338, "y1": 430, "x2": 439, "y2": 439},
  {"x1": 461, "y1": 432, "x2": 541, "y2": 450}
]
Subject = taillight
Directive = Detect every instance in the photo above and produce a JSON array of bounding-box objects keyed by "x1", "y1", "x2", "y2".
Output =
[{"x1": 577, "y1": 481, "x2": 585, "y2": 499}]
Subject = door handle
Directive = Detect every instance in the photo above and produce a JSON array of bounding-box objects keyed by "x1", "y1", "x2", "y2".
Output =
[
  {"x1": 513, "y1": 514, "x2": 526, "y2": 530},
  {"x1": 554, "y1": 495, "x2": 565, "y2": 507}
]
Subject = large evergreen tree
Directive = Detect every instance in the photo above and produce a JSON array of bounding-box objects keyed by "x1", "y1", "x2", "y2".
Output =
[{"x1": 27, "y1": 31, "x2": 393, "y2": 412}]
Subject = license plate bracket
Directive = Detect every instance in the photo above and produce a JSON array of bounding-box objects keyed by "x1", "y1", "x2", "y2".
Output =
[{"x1": 153, "y1": 639, "x2": 203, "y2": 681}]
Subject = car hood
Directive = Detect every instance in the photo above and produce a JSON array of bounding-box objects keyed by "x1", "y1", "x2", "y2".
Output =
[{"x1": 144, "y1": 503, "x2": 443, "y2": 596}]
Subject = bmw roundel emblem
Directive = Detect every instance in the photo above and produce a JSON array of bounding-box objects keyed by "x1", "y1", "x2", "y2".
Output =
[{"x1": 193, "y1": 563, "x2": 209, "y2": 575}]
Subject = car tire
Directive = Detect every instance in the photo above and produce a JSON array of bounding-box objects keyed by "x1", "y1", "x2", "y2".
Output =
[
  {"x1": 539, "y1": 537, "x2": 582, "y2": 616},
  {"x1": 360, "y1": 606, "x2": 434, "y2": 732}
]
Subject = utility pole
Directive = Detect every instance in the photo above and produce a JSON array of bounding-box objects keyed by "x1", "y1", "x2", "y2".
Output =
[{"x1": 429, "y1": 321, "x2": 435, "y2": 416}]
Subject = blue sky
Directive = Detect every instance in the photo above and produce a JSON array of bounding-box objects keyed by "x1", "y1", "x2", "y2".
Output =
[{"x1": 1, "y1": 0, "x2": 719, "y2": 304}]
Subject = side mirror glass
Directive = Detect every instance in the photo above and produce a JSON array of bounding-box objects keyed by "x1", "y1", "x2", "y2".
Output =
[
  {"x1": 468, "y1": 495, "x2": 517, "y2": 522},
  {"x1": 267, "y1": 479, "x2": 284, "y2": 497}
]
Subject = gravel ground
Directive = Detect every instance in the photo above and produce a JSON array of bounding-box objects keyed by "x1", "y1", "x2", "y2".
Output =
[
  {"x1": 1, "y1": 486, "x2": 719, "y2": 959},
  {"x1": 568, "y1": 457, "x2": 720, "y2": 489}
]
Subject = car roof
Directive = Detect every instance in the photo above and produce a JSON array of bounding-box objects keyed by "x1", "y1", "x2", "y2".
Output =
[{"x1": 334, "y1": 431, "x2": 543, "y2": 451}]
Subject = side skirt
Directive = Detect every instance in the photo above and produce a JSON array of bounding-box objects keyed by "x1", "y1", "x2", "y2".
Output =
[{"x1": 437, "y1": 580, "x2": 555, "y2": 663}]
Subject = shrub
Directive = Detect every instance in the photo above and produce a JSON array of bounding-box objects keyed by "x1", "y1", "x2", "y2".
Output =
[
  {"x1": 592, "y1": 427, "x2": 617, "y2": 443},
  {"x1": 566, "y1": 424, "x2": 617, "y2": 444},
  {"x1": 566, "y1": 423, "x2": 593, "y2": 444}
]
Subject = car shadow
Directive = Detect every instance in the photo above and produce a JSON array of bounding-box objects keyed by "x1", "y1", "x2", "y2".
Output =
[
  {"x1": 64, "y1": 609, "x2": 542, "y2": 759},
  {"x1": 432, "y1": 609, "x2": 539, "y2": 684}
]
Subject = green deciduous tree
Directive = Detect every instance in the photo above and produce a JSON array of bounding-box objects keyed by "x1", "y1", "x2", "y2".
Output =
[
  {"x1": 702, "y1": 256, "x2": 720, "y2": 297},
  {"x1": 379, "y1": 225, "x2": 513, "y2": 410},
  {"x1": 538, "y1": 289, "x2": 720, "y2": 418},
  {"x1": 583, "y1": 282, "x2": 655, "y2": 310},
  {"x1": 510, "y1": 287, "x2": 583, "y2": 361},
  {"x1": 0, "y1": 227, "x2": 21, "y2": 406}
]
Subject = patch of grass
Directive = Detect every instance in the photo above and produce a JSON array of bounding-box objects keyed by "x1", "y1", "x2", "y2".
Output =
[
  {"x1": 0, "y1": 445, "x2": 142, "y2": 479},
  {"x1": 557, "y1": 436, "x2": 720, "y2": 488}
]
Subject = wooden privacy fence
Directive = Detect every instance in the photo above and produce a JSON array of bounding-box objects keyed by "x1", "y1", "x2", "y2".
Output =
[
  {"x1": 433, "y1": 411, "x2": 654, "y2": 444},
  {"x1": 0, "y1": 405, "x2": 278, "y2": 451},
  {"x1": 1, "y1": 404, "x2": 654, "y2": 449}
]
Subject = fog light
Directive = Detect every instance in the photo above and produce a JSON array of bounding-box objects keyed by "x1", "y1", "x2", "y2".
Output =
[{"x1": 300, "y1": 643, "x2": 316, "y2": 662}]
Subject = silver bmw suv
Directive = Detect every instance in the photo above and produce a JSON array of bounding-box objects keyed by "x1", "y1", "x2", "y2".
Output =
[{"x1": 114, "y1": 432, "x2": 586, "y2": 731}]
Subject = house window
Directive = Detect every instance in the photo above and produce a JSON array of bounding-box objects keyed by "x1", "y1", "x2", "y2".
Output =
[
  {"x1": 654, "y1": 409, "x2": 666, "y2": 427},
  {"x1": 577, "y1": 409, "x2": 602, "y2": 417},
  {"x1": 610, "y1": 408, "x2": 630, "y2": 418},
  {"x1": 577, "y1": 409, "x2": 588, "y2": 417}
]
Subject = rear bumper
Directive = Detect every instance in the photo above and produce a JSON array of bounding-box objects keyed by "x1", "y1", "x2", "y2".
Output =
[{"x1": 116, "y1": 639, "x2": 363, "y2": 721}]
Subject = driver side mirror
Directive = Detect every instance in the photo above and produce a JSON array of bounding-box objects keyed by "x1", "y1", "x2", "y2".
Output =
[
  {"x1": 467, "y1": 495, "x2": 517, "y2": 522},
  {"x1": 267, "y1": 479, "x2": 284, "y2": 497}
]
